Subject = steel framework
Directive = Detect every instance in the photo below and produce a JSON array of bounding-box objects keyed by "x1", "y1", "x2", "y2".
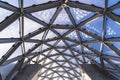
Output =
[{"x1": 0, "y1": 0, "x2": 120, "y2": 80}]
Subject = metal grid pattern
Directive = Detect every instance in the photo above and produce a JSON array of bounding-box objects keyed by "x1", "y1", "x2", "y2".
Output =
[{"x1": 0, "y1": 0, "x2": 120, "y2": 80}]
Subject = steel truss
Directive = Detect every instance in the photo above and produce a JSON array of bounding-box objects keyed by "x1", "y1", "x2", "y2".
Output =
[{"x1": 0, "y1": 0, "x2": 120, "y2": 80}]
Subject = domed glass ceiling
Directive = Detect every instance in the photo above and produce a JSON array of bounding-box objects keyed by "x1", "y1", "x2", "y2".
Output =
[{"x1": 0, "y1": 0, "x2": 120, "y2": 80}]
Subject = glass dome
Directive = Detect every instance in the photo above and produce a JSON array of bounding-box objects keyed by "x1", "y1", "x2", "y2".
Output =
[{"x1": 0, "y1": 0, "x2": 120, "y2": 80}]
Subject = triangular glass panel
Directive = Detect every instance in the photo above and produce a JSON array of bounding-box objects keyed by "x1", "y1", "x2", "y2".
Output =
[
  {"x1": 64, "y1": 62, "x2": 70, "y2": 67},
  {"x1": 108, "y1": 0, "x2": 120, "y2": 7},
  {"x1": 64, "y1": 54, "x2": 72, "y2": 60},
  {"x1": 70, "y1": 7, "x2": 94, "y2": 24},
  {"x1": 66, "y1": 30, "x2": 79, "y2": 41},
  {"x1": 50, "y1": 49, "x2": 58, "y2": 55},
  {"x1": 83, "y1": 46, "x2": 93, "y2": 54},
  {"x1": 57, "y1": 40, "x2": 66, "y2": 47},
  {"x1": 24, "y1": 17, "x2": 43, "y2": 35},
  {"x1": 42, "y1": 44, "x2": 50, "y2": 50},
  {"x1": 103, "y1": 44, "x2": 119, "y2": 56},
  {"x1": 57, "y1": 49, "x2": 65, "y2": 52},
  {"x1": 57, "y1": 56, "x2": 65, "y2": 61},
  {"x1": 113, "y1": 8, "x2": 120, "y2": 16},
  {"x1": 25, "y1": 42, "x2": 36, "y2": 51},
  {"x1": 80, "y1": 32, "x2": 94, "y2": 41},
  {"x1": 47, "y1": 40, "x2": 57, "y2": 46},
  {"x1": 0, "y1": 20, "x2": 19, "y2": 38},
  {"x1": 72, "y1": 50, "x2": 81, "y2": 56},
  {"x1": 24, "y1": 0, "x2": 56, "y2": 7},
  {"x1": 0, "y1": 8, "x2": 13, "y2": 22},
  {"x1": 57, "y1": 61, "x2": 64, "y2": 65},
  {"x1": 65, "y1": 40, "x2": 75, "y2": 46},
  {"x1": 44, "y1": 58, "x2": 52, "y2": 64},
  {"x1": 64, "y1": 49, "x2": 72, "y2": 55},
  {"x1": 69, "y1": 58, "x2": 77, "y2": 64},
  {"x1": 77, "y1": 55, "x2": 84, "y2": 61},
  {"x1": 32, "y1": 8, "x2": 56, "y2": 23},
  {"x1": 88, "y1": 43, "x2": 101, "y2": 52},
  {"x1": 106, "y1": 17, "x2": 120, "y2": 38},
  {"x1": 73, "y1": 45, "x2": 82, "y2": 52},
  {"x1": 53, "y1": 8, "x2": 72, "y2": 25},
  {"x1": 74, "y1": 0, "x2": 105, "y2": 8},
  {"x1": 54, "y1": 29, "x2": 69, "y2": 35},
  {"x1": 82, "y1": 17, "x2": 103, "y2": 36},
  {"x1": 94, "y1": 57, "x2": 101, "y2": 63},
  {"x1": 45, "y1": 30, "x2": 57, "y2": 39},
  {"x1": 1, "y1": 0, "x2": 18, "y2": 7}
]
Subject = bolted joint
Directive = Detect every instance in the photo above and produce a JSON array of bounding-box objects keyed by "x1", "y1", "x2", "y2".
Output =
[
  {"x1": 61, "y1": 0, "x2": 69, "y2": 8},
  {"x1": 62, "y1": 4, "x2": 68, "y2": 8}
]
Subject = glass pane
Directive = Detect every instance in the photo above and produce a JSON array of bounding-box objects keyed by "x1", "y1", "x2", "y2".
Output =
[
  {"x1": 53, "y1": 9, "x2": 72, "y2": 25},
  {"x1": 103, "y1": 44, "x2": 119, "y2": 56},
  {"x1": 105, "y1": 17, "x2": 120, "y2": 38},
  {"x1": 70, "y1": 7, "x2": 94, "y2": 24},
  {"x1": 108, "y1": 0, "x2": 120, "y2": 7},
  {"x1": 32, "y1": 8, "x2": 56, "y2": 23},
  {"x1": 113, "y1": 8, "x2": 120, "y2": 16},
  {"x1": 24, "y1": 17, "x2": 43, "y2": 35},
  {"x1": 82, "y1": 17, "x2": 103, "y2": 36}
]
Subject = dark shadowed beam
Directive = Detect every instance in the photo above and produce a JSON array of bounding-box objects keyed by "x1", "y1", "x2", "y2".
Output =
[
  {"x1": 51, "y1": 25, "x2": 73, "y2": 29},
  {"x1": 0, "y1": 13, "x2": 20, "y2": 31},
  {"x1": 67, "y1": 1, "x2": 103, "y2": 12},
  {"x1": 0, "y1": 38, "x2": 20, "y2": 43},
  {"x1": 25, "y1": 14, "x2": 48, "y2": 27},
  {"x1": 24, "y1": 1, "x2": 62, "y2": 14},
  {"x1": 0, "y1": 1, "x2": 19, "y2": 13},
  {"x1": 105, "y1": 37, "x2": 120, "y2": 42},
  {"x1": 107, "y1": 12, "x2": 120, "y2": 23}
]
